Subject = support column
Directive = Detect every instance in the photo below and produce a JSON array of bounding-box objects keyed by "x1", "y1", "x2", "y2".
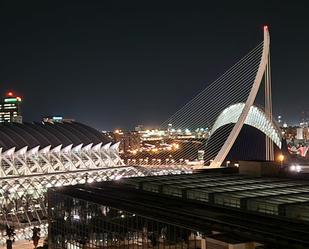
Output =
[{"x1": 265, "y1": 53, "x2": 274, "y2": 161}]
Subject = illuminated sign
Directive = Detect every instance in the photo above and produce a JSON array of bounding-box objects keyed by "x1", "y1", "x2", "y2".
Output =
[
  {"x1": 4, "y1": 97, "x2": 22, "y2": 103},
  {"x1": 52, "y1": 116, "x2": 63, "y2": 121},
  {"x1": 4, "y1": 98, "x2": 17, "y2": 103}
]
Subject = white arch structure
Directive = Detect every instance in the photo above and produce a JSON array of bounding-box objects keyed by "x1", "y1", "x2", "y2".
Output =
[
  {"x1": 0, "y1": 142, "x2": 137, "y2": 242},
  {"x1": 0, "y1": 140, "x2": 191, "y2": 244},
  {"x1": 210, "y1": 27, "x2": 271, "y2": 167},
  {"x1": 210, "y1": 103, "x2": 282, "y2": 149}
]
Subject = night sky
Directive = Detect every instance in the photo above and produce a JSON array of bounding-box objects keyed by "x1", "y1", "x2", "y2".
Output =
[{"x1": 0, "y1": 1, "x2": 308, "y2": 130}]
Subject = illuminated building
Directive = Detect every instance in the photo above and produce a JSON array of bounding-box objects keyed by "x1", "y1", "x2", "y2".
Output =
[
  {"x1": 0, "y1": 91, "x2": 22, "y2": 123},
  {"x1": 296, "y1": 127, "x2": 304, "y2": 140},
  {"x1": 134, "y1": 124, "x2": 144, "y2": 132},
  {"x1": 42, "y1": 116, "x2": 75, "y2": 123},
  {"x1": 49, "y1": 171, "x2": 309, "y2": 248},
  {"x1": 205, "y1": 103, "x2": 283, "y2": 162},
  {"x1": 304, "y1": 127, "x2": 309, "y2": 140},
  {"x1": 117, "y1": 131, "x2": 141, "y2": 153},
  {"x1": 140, "y1": 129, "x2": 166, "y2": 141},
  {"x1": 0, "y1": 121, "x2": 145, "y2": 243}
]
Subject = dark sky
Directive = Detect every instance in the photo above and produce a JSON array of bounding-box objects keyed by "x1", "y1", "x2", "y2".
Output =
[{"x1": 0, "y1": 1, "x2": 308, "y2": 130}]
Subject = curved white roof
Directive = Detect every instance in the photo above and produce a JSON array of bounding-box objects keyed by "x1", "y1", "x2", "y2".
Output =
[{"x1": 210, "y1": 103, "x2": 282, "y2": 148}]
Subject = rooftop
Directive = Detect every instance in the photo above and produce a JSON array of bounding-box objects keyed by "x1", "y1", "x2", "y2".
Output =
[
  {"x1": 50, "y1": 170, "x2": 309, "y2": 248},
  {"x1": 0, "y1": 121, "x2": 110, "y2": 151}
]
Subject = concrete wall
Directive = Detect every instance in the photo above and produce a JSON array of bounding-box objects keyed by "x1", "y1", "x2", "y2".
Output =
[{"x1": 238, "y1": 161, "x2": 280, "y2": 177}]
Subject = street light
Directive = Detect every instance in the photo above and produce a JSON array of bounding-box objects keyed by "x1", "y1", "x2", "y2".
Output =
[{"x1": 278, "y1": 154, "x2": 284, "y2": 167}]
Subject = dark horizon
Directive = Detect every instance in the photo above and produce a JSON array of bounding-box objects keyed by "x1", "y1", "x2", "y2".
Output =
[{"x1": 0, "y1": 1, "x2": 308, "y2": 130}]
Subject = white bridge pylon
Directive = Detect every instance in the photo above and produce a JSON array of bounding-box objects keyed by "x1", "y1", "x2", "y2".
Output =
[
  {"x1": 162, "y1": 27, "x2": 276, "y2": 167},
  {"x1": 210, "y1": 26, "x2": 271, "y2": 167}
]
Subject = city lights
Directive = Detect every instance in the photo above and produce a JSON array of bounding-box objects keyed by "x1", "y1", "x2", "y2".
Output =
[
  {"x1": 0, "y1": 5, "x2": 307, "y2": 247},
  {"x1": 290, "y1": 165, "x2": 301, "y2": 172},
  {"x1": 278, "y1": 154, "x2": 285, "y2": 166}
]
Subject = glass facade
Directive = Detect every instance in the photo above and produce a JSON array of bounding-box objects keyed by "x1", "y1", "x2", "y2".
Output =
[
  {"x1": 49, "y1": 191, "x2": 205, "y2": 249},
  {"x1": 122, "y1": 173, "x2": 309, "y2": 222}
]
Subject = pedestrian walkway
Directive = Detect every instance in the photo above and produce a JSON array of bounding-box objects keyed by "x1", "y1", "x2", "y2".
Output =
[{"x1": 0, "y1": 239, "x2": 43, "y2": 249}]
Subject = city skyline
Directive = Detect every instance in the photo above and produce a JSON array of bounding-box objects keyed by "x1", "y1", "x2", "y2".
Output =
[
  {"x1": 0, "y1": 1, "x2": 308, "y2": 130},
  {"x1": 0, "y1": 2, "x2": 309, "y2": 246}
]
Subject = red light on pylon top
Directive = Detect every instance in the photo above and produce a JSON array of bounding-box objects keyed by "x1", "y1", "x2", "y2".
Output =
[
  {"x1": 7, "y1": 91, "x2": 13, "y2": 97},
  {"x1": 264, "y1": 25, "x2": 268, "y2": 30}
]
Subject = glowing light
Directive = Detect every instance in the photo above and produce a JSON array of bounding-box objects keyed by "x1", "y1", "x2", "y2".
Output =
[
  {"x1": 73, "y1": 214, "x2": 80, "y2": 220},
  {"x1": 7, "y1": 92, "x2": 13, "y2": 97},
  {"x1": 114, "y1": 129, "x2": 122, "y2": 134},
  {"x1": 172, "y1": 143, "x2": 179, "y2": 149},
  {"x1": 264, "y1": 25, "x2": 268, "y2": 30},
  {"x1": 278, "y1": 154, "x2": 284, "y2": 163},
  {"x1": 115, "y1": 175, "x2": 122, "y2": 180},
  {"x1": 52, "y1": 116, "x2": 62, "y2": 120},
  {"x1": 290, "y1": 165, "x2": 301, "y2": 172},
  {"x1": 4, "y1": 98, "x2": 18, "y2": 103}
]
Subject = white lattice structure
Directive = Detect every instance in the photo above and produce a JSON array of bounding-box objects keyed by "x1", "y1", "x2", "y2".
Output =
[
  {"x1": 0, "y1": 122, "x2": 192, "y2": 244},
  {"x1": 210, "y1": 103, "x2": 282, "y2": 149},
  {"x1": 0, "y1": 142, "x2": 124, "y2": 178},
  {"x1": 0, "y1": 140, "x2": 147, "y2": 243}
]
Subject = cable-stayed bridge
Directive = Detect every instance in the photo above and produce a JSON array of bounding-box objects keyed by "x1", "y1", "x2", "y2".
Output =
[{"x1": 159, "y1": 26, "x2": 281, "y2": 167}]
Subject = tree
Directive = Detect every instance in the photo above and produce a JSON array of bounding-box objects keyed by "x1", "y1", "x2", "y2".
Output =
[
  {"x1": 32, "y1": 227, "x2": 41, "y2": 248},
  {"x1": 5, "y1": 225, "x2": 15, "y2": 249}
]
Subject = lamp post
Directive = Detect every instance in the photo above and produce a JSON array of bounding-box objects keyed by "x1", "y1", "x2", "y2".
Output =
[{"x1": 278, "y1": 154, "x2": 284, "y2": 167}]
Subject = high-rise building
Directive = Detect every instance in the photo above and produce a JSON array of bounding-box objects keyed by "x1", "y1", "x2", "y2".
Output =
[
  {"x1": 0, "y1": 91, "x2": 22, "y2": 123},
  {"x1": 296, "y1": 127, "x2": 304, "y2": 140},
  {"x1": 134, "y1": 124, "x2": 144, "y2": 132}
]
